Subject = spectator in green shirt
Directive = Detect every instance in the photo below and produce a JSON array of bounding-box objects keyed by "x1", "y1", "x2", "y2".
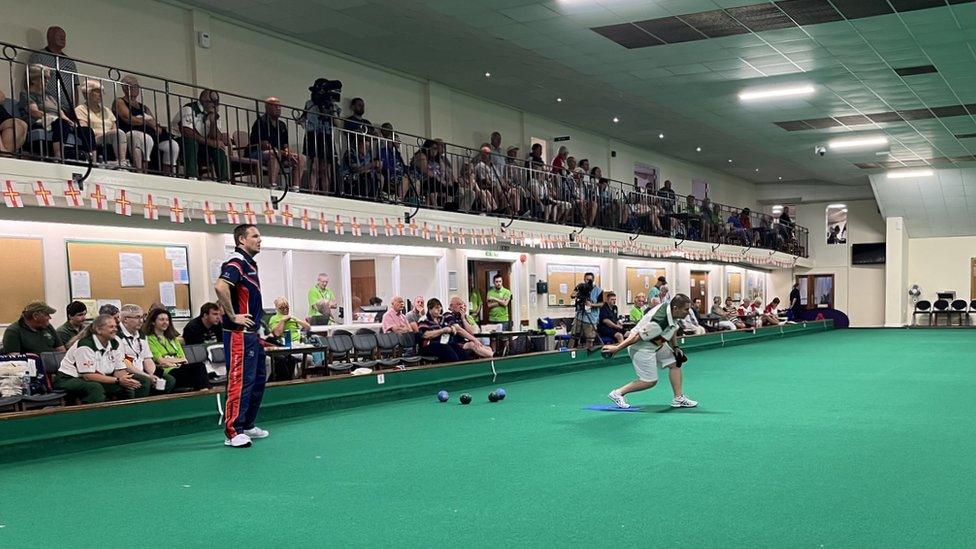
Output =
[
  {"x1": 2, "y1": 301, "x2": 66, "y2": 354},
  {"x1": 486, "y1": 274, "x2": 513, "y2": 331},
  {"x1": 629, "y1": 293, "x2": 647, "y2": 322},
  {"x1": 56, "y1": 300, "x2": 88, "y2": 346},
  {"x1": 307, "y1": 273, "x2": 337, "y2": 317},
  {"x1": 268, "y1": 297, "x2": 310, "y2": 343},
  {"x1": 143, "y1": 308, "x2": 209, "y2": 391},
  {"x1": 469, "y1": 289, "x2": 484, "y2": 320}
]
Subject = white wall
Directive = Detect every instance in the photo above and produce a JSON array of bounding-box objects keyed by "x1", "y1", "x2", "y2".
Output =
[
  {"x1": 399, "y1": 256, "x2": 438, "y2": 304},
  {"x1": 770, "y1": 198, "x2": 886, "y2": 326},
  {"x1": 908, "y1": 235, "x2": 975, "y2": 304},
  {"x1": 290, "y1": 251, "x2": 344, "y2": 319},
  {"x1": 1, "y1": 0, "x2": 759, "y2": 210}
]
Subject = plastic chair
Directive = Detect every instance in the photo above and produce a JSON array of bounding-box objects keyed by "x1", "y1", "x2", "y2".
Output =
[
  {"x1": 932, "y1": 299, "x2": 950, "y2": 326},
  {"x1": 950, "y1": 299, "x2": 968, "y2": 326},
  {"x1": 912, "y1": 300, "x2": 932, "y2": 326}
]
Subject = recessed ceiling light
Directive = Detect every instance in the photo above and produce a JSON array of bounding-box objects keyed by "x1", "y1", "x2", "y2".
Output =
[
  {"x1": 556, "y1": 97, "x2": 562, "y2": 102},
  {"x1": 738, "y1": 84, "x2": 815, "y2": 102},
  {"x1": 887, "y1": 169, "x2": 934, "y2": 179},
  {"x1": 827, "y1": 203, "x2": 847, "y2": 209},
  {"x1": 841, "y1": 208, "x2": 848, "y2": 213},
  {"x1": 778, "y1": 176, "x2": 782, "y2": 180},
  {"x1": 696, "y1": 146, "x2": 701, "y2": 152},
  {"x1": 658, "y1": 133, "x2": 664, "y2": 139},
  {"x1": 484, "y1": 72, "x2": 491, "y2": 78},
  {"x1": 828, "y1": 136, "x2": 888, "y2": 149},
  {"x1": 728, "y1": 159, "x2": 732, "y2": 163},
  {"x1": 755, "y1": 168, "x2": 759, "y2": 172},
  {"x1": 612, "y1": 117, "x2": 619, "y2": 123}
]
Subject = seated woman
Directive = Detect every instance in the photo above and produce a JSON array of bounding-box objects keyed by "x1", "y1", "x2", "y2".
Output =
[
  {"x1": 0, "y1": 90, "x2": 28, "y2": 154},
  {"x1": 417, "y1": 298, "x2": 466, "y2": 363},
  {"x1": 143, "y1": 308, "x2": 210, "y2": 390},
  {"x1": 55, "y1": 313, "x2": 150, "y2": 404},
  {"x1": 762, "y1": 298, "x2": 782, "y2": 326},
  {"x1": 709, "y1": 296, "x2": 738, "y2": 331},
  {"x1": 267, "y1": 297, "x2": 311, "y2": 380},
  {"x1": 113, "y1": 75, "x2": 180, "y2": 174},
  {"x1": 723, "y1": 297, "x2": 747, "y2": 329},
  {"x1": 118, "y1": 304, "x2": 175, "y2": 394},
  {"x1": 19, "y1": 64, "x2": 94, "y2": 159},
  {"x1": 75, "y1": 79, "x2": 131, "y2": 167}
]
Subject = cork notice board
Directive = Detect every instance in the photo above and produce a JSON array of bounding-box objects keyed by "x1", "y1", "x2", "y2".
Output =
[
  {"x1": 0, "y1": 237, "x2": 45, "y2": 322},
  {"x1": 66, "y1": 241, "x2": 192, "y2": 318},
  {"x1": 625, "y1": 267, "x2": 666, "y2": 304},
  {"x1": 546, "y1": 264, "x2": 600, "y2": 307}
]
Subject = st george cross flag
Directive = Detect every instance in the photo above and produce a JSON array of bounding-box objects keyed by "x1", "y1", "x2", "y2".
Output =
[
  {"x1": 32, "y1": 181, "x2": 55, "y2": 207},
  {"x1": 3, "y1": 180, "x2": 24, "y2": 208},
  {"x1": 62, "y1": 180, "x2": 84, "y2": 207},
  {"x1": 202, "y1": 201, "x2": 218, "y2": 225},
  {"x1": 225, "y1": 202, "x2": 241, "y2": 224},
  {"x1": 169, "y1": 196, "x2": 186, "y2": 224},
  {"x1": 281, "y1": 204, "x2": 294, "y2": 227},
  {"x1": 318, "y1": 211, "x2": 329, "y2": 233},
  {"x1": 143, "y1": 193, "x2": 160, "y2": 220},
  {"x1": 300, "y1": 208, "x2": 312, "y2": 231},
  {"x1": 88, "y1": 183, "x2": 109, "y2": 210},
  {"x1": 114, "y1": 188, "x2": 134, "y2": 216},
  {"x1": 369, "y1": 217, "x2": 378, "y2": 237},
  {"x1": 351, "y1": 217, "x2": 362, "y2": 237}
]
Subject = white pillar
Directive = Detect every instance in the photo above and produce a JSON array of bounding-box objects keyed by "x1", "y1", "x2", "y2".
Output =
[
  {"x1": 391, "y1": 255, "x2": 401, "y2": 297},
  {"x1": 884, "y1": 217, "x2": 908, "y2": 327},
  {"x1": 340, "y1": 253, "x2": 352, "y2": 323}
]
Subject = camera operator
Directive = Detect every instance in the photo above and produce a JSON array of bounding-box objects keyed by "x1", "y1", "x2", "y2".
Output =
[
  {"x1": 570, "y1": 272, "x2": 603, "y2": 350},
  {"x1": 299, "y1": 78, "x2": 342, "y2": 194}
]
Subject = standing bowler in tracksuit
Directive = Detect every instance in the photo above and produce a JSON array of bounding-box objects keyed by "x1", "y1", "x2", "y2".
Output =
[{"x1": 215, "y1": 224, "x2": 269, "y2": 448}]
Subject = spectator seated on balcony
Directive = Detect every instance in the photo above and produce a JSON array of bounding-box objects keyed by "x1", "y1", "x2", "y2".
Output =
[
  {"x1": 299, "y1": 78, "x2": 342, "y2": 194},
  {"x1": 75, "y1": 79, "x2": 131, "y2": 168},
  {"x1": 19, "y1": 64, "x2": 94, "y2": 160},
  {"x1": 113, "y1": 75, "x2": 180, "y2": 175},
  {"x1": 0, "y1": 90, "x2": 28, "y2": 154},
  {"x1": 556, "y1": 159, "x2": 583, "y2": 223},
  {"x1": 476, "y1": 144, "x2": 519, "y2": 214},
  {"x1": 684, "y1": 194, "x2": 702, "y2": 240},
  {"x1": 458, "y1": 161, "x2": 494, "y2": 213},
  {"x1": 551, "y1": 145, "x2": 569, "y2": 173},
  {"x1": 759, "y1": 214, "x2": 784, "y2": 250},
  {"x1": 589, "y1": 176, "x2": 618, "y2": 229},
  {"x1": 340, "y1": 133, "x2": 382, "y2": 199},
  {"x1": 430, "y1": 139, "x2": 457, "y2": 207},
  {"x1": 174, "y1": 89, "x2": 229, "y2": 182},
  {"x1": 727, "y1": 209, "x2": 753, "y2": 245},
  {"x1": 700, "y1": 198, "x2": 723, "y2": 242},
  {"x1": 249, "y1": 97, "x2": 305, "y2": 190},
  {"x1": 378, "y1": 123, "x2": 409, "y2": 200},
  {"x1": 657, "y1": 179, "x2": 677, "y2": 213},
  {"x1": 526, "y1": 142, "x2": 545, "y2": 170}
]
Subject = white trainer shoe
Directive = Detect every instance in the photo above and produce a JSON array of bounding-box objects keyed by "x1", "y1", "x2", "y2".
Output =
[
  {"x1": 670, "y1": 395, "x2": 698, "y2": 408},
  {"x1": 608, "y1": 390, "x2": 631, "y2": 409},
  {"x1": 243, "y1": 427, "x2": 269, "y2": 439},
  {"x1": 224, "y1": 433, "x2": 252, "y2": 448}
]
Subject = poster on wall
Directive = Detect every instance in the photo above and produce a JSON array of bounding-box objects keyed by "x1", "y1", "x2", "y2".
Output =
[
  {"x1": 634, "y1": 162, "x2": 658, "y2": 192},
  {"x1": 692, "y1": 179, "x2": 709, "y2": 200}
]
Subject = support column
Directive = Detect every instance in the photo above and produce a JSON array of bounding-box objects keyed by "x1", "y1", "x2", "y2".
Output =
[{"x1": 884, "y1": 217, "x2": 908, "y2": 327}]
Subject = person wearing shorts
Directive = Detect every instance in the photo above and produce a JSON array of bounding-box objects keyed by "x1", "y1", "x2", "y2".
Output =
[{"x1": 604, "y1": 294, "x2": 698, "y2": 409}]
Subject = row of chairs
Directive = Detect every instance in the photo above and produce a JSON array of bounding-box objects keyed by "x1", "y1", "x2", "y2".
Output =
[
  {"x1": 305, "y1": 331, "x2": 432, "y2": 376},
  {"x1": 912, "y1": 299, "x2": 976, "y2": 326}
]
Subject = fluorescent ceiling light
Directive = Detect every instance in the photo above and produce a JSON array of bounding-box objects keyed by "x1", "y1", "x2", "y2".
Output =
[
  {"x1": 738, "y1": 84, "x2": 815, "y2": 101},
  {"x1": 828, "y1": 136, "x2": 888, "y2": 149},
  {"x1": 827, "y1": 203, "x2": 847, "y2": 209},
  {"x1": 887, "y1": 169, "x2": 934, "y2": 179}
]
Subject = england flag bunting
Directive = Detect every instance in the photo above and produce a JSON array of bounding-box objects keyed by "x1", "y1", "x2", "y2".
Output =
[
  {"x1": 169, "y1": 196, "x2": 186, "y2": 224},
  {"x1": 383, "y1": 218, "x2": 393, "y2": 237},
  {"x1": 318, "y1": 211, "x2": 328, "y2": 233},
  {"x1": 369, "y1": 217, "x2": 378, "y2": 237},
  {"x1": 422, "y1": 222, "x2": 430, "y2": 240},
  {"x1": 281, "y1": 204, "x2": 294, "y2": 227},
  {"x1": 88, "y1": 183, "x2": 109, "y2": 210},
  {"x1": 409, "y1": 220, "x2": 418, "y2": 237},
  {"x1": 32, "y1": 180, "x2": 55, "y2": 207},
  {"x1": 480, "y1": 229, "x2": 487, "y2": 246},
  {"x1": 395, "y1": 219, "x2": 405, "y2": 236},
  {"x1": 459, "y1": 229, "x2": 466, "y2": 245},
  {"x1": 300, "y1": 208, "x2": 312, "y2": 231},
  {"x1": 3, "y1": 180, "x2": 24, "y2": 208},
  {"x1": 351, "y1": 217, "x2": 362, "y2": 237},
  {"x1": 259, "y1": 202, "x2": 274, "y2": 225},
  {"x1": 143, "y1": 193, "x2": 160, "y2": 220},
  {"x1": 447, "y1": 227, "x2": 455, "y2": 244},
  {"x1": 200, "y1": 201, "x2": 217, "y2": 225},
  {"x1": 114, "y1": 188, "x2": 134, "y2": 216},
  {"x1": 334, "y1": 215, "x2": 344, "y2": 235},
  {"x1": 240, "y1": 202, "x2": 255, "y2": 225},
  {"x1": 490, "y1": 229, "x2": 497, "y2": 245},
  {"x1": 225, "y1": 202, "x2": 241, "y2": 224},
  {"x1": 435, "y1": 224, "x2": 443, "y2": 242},
  {"x1": 62, "y1": 180, "x2": 84, "y2": 207}
]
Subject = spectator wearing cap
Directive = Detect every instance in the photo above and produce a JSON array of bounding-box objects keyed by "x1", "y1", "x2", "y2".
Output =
[
  {"x1": 299, "y1": 78, "x2": 342, "y2": 194},
  {"x1": 57, "y1": 300, "x2": 88, "y2": 345},
  {"x1": 2, "y1": 301, "x2": 66, "y2": 354}
]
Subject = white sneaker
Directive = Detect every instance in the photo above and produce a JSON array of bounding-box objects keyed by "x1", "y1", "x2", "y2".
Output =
[
  {"x1": 670, "y1": 395, "x2": 698, "y2": 408},
  {"x1": 243, "y1": 427, "x2": 269, "y2": 439},
  {"x1": 608, "y1": 390, "x2": 630, "y2": 409},
  {"x1": 224, "y1": 433, "x2": 252, "y2": 448}
]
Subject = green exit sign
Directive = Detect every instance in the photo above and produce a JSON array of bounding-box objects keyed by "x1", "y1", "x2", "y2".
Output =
[{"x1": 485, "y1": 251, "x2": 499, "y2": 257}]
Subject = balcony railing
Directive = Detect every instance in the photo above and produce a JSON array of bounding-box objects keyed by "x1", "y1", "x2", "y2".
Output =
[{"x1": 0, "y1": 41, "x2": 808, "y2": 257}]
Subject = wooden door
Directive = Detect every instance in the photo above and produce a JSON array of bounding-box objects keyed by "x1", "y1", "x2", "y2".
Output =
[
  {"x1": 470, "y1": 260, "x2": 512, "y2": 324},
  {"x1": 690, "y1": 271, "x2": 708, "y2": 313},
  {"x1": 350, "y1": 259, "x2": 377, "y2": 307},
  {"x1": 797, "y1": 274, "x2": 834, "y2": 309}
]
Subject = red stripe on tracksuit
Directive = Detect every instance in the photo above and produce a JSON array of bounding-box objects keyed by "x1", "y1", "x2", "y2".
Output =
[
  {"x1": 224, "y1": 286, "x2": 250, "y2": 439},
  {"x1": 224, "y1": 331, "x2": 245, "y2": 438}
]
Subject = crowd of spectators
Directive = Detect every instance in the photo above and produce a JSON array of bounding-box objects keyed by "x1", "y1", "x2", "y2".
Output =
[{"x1": 0, "y1": 27, "x2": 803, "y2": 255}]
